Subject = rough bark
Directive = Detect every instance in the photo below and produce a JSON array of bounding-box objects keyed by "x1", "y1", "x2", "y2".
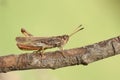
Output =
[{"x1": 0, "y1": 36, "x2": 120, "y2": 73}]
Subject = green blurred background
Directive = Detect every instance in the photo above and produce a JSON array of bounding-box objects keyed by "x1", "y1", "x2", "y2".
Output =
[{"x1": 0, "y1": 0, "x2": 120, "y2": 80}]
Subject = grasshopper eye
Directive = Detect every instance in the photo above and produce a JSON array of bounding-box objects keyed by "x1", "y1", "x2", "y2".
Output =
[{"x1": 62, "y1": 35, "x2": 69, "y2": 41}]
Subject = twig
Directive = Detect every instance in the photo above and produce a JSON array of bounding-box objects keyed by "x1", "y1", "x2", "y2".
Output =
[{"x1": 0, "y1": 36, "x2": 120, "y2": 73}]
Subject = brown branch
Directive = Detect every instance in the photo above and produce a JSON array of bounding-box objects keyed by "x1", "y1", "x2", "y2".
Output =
[{"x1": 0, "y1": 36, "x2": 120, "y2": 73}]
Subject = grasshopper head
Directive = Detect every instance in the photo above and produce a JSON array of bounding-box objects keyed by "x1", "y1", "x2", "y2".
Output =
[{"x1": 61, "y1": 35, "x2": 69, "y2": 45}]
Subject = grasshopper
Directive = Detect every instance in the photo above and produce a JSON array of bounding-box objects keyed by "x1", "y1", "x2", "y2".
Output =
[{"x1": 16, "y1": 25, "x2": 84, "y2": 58}]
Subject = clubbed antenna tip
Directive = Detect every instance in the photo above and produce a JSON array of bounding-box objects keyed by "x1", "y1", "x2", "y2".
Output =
[{"x1": 69, "y1": 25, "x2": 84, "y2": 37}]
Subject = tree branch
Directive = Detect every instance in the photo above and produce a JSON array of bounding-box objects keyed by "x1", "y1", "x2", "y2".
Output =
[{"x1": 0, "y1": 36, "x2": 120, "y2": 73}]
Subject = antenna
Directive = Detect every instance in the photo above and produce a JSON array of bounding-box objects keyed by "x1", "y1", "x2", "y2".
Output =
[{"x1": 69, "y1": 25, "x2": 84, "y2": 37}]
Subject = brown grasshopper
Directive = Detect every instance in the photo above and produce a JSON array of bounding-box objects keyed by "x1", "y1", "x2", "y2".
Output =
[{"x1": 16, "y1": 25, "x2": 84, "y2": 57}]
